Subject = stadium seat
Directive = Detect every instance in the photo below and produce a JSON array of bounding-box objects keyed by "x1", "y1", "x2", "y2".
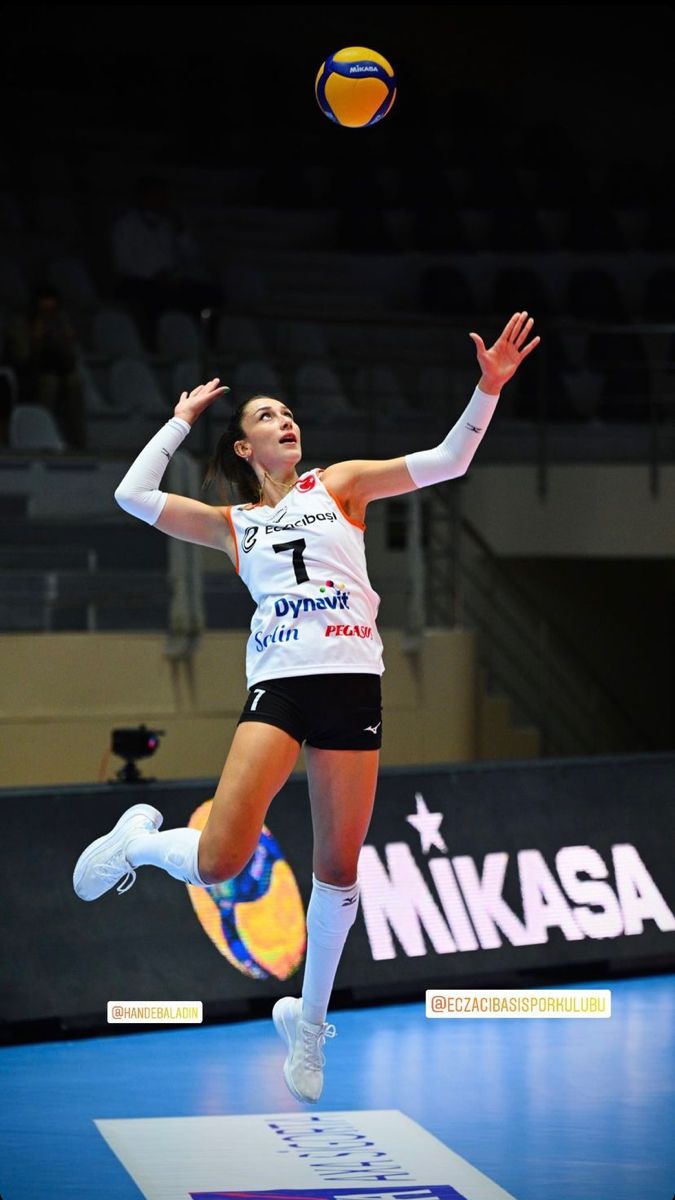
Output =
[
  {"x1": 352, "y1": 364, "x2": 411, "y2": 420},
  {"x1": 79, "y1": 361, "x2": 110, "y2": 414},
  {"x1": 293, "y1": 362, "x2": 353, "y2": 419},
  {"x1": 9, "y1": 404, "x2": 66, "y2": 451},
  {"x1": 170, "y1": 358, "x2": 203, "y2": 403},
  {"x1": 108, "y1": 357, "x2": 169, "y2": 418},
  {"x1": 156, "y1": 309, "x2": 204, "y2": 361},
  {"x1": 91, "y1": 309, "x2": 146, "y2": 359},
  {"x1": 231, "y1": 359, "x2": 285, "y2": 406}
]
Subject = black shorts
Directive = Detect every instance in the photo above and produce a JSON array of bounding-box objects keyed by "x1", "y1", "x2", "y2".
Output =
[{"x1": 237, "y1": 673, "x2": 383, "y2": 750}]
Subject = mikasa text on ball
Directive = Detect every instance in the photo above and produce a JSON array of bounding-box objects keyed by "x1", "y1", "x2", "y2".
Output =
[{"x1": 315, "y1": 46, "x2": 396, "y2": 128}]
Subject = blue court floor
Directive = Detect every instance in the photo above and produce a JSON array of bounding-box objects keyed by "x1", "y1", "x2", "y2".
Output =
[{"x1": 0, "y1": 974, "x2": 673, "y2": 1200}]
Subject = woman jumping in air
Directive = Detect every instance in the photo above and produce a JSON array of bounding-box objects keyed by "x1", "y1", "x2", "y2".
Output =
[{"x1": 73, "y1": 311, "x2": 540, "y2": 1103}]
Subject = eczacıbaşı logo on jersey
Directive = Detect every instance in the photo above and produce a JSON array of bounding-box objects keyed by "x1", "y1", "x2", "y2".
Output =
[
  {"x1": 242, "y1": 509, "x2": 337, "y2": 543},
  {"x1": 358, "y1": 793, "x2": 675, "y2": 960}
]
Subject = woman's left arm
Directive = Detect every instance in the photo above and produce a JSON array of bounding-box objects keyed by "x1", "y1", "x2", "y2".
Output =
[{"x1": 321, "y1": 311, "x2": 540, "y2": 512}]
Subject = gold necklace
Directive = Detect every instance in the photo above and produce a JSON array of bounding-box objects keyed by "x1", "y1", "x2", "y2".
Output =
[{"x1": 258, "y1": 471, "x2": 298, "y2": 505}]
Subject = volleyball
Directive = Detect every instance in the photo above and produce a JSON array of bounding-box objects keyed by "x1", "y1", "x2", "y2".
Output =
[{"x1": 315, "y1": 46, "x2": 396, "y2": 128}]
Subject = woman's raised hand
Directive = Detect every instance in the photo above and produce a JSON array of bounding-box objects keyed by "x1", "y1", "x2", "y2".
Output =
[
  {"x1": 469, "y1": 312, "x2": 540, "y2": 393},
  {"x1": 174, "y1": 378, "x2": 230, "y2": 426}
]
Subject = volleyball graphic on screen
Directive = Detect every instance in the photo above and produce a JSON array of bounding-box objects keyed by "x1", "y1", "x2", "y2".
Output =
[
  {"x1": 315, "y1": 46, "x2": 396, "y2": 128},
  {"x1": 187, "y1": 800, "x2": 306, "y2": 980}
]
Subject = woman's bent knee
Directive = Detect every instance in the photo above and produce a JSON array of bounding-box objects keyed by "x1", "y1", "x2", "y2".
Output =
[{"x1": 198, "y1": 832, "x2": 255, "y2": 885}]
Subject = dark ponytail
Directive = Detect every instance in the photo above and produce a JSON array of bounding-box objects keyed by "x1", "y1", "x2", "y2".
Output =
[{"x1": 202, "y1": 396, "x2": 261, "y2": 505}]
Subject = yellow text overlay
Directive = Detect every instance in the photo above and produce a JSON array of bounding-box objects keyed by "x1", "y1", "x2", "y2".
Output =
[{"x1": 107, "y1": 1002, "x2": 203, "y2": 1024}]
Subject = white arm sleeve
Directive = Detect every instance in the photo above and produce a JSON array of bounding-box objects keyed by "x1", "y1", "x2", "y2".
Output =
[
  {"x1": 114, "y1": 416, "x2": 192, "y2": 525},
  {"x1": 404, "y1": 386, "x2": 499, "y2": 488}
]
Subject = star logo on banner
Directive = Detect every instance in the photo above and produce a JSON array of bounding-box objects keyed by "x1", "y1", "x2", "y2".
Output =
[{"x1": 406, "y1": 792, "x2": 447, "y2": 854}]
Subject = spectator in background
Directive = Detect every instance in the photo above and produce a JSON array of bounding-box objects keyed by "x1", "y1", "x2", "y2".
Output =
[
  {"x1": 5, "y1": 286, "x2": 86, "y2": 450},
  {"x1": 110, "y1": 176, "x2": 224, "y2": 346}
]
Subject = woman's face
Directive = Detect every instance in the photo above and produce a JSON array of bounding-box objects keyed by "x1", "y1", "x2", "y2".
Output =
[{"x1": 236, "y1": 396, "x2": 302, "y2": 472}]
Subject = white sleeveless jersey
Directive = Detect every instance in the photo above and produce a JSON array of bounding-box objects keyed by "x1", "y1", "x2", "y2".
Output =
[{"x1": 227, "y1": 469, "x2": 384, "y2": 688}]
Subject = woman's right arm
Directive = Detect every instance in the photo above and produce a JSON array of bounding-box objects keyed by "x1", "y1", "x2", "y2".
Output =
[{"x1": 114, "y1": 378, "x2": 234, "y2": 560}]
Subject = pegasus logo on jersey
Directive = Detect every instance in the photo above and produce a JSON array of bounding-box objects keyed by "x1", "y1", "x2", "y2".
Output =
[
  {"x1": 275, "y1": 592, "x2": 350, "y2": 617},
  {"x1": 325, "y1": 624, "x2": 372, "y2": 638}
]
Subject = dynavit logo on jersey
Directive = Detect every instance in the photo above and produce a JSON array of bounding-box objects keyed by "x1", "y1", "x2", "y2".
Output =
[
  {"x1": 193, "y1": 1189, "x2": 464, "y2": 1199},
  {"x1": 358, "y1": 793, "x2": 675, "y2": 961},
  {"x1": 275, "y1": 592, "x2": 350, "y2": 617}
]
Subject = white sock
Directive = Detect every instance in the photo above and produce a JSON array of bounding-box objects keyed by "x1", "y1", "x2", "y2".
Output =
[
  {"x1": 126, "y1": 827, "x2": 207, "y2": 886},
  {"x1": 302, "y1": 873, "x2": 360, "y2": 1027}
]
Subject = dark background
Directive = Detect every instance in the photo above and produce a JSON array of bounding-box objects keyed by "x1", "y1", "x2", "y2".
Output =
[{"x1": 4, "y1": 4, "x2": 675, "y2": 173}]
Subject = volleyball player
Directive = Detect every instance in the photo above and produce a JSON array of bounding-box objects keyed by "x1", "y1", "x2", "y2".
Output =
[{"x1": 73, "y1": 311, "x2": 539, "y2": 1102}]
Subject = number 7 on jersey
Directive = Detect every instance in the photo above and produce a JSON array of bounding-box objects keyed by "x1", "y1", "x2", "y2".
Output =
[{"x1": 273, "y1": 538, "x2": 309, "y2": 584}]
